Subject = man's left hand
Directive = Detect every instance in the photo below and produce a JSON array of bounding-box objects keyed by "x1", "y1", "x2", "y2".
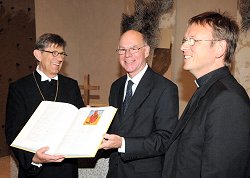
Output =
[{"x1": 99, "y1": 134, "x2": 122, "y2": 150}]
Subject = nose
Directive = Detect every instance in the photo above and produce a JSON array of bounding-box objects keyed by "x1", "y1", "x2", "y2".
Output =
[
  {"x1": 180, "y1": 42, "x2": 189, "y2": 52},
  {"x1": 56, "y1": 55, "x2": 64, "y2": 62},
  {"x1": 125, "y1": 49, "x2": 132, "y2": 57}
]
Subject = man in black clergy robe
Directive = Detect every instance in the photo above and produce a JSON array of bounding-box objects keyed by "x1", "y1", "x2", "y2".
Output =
[{"x1": 5, "y1": 33, "x2": 85, "y2": 178}]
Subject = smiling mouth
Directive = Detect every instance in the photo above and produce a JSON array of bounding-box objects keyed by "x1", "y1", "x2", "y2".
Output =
[
  {"x1": 125, "y1": 60, "x2": 134, "y2": 64},
  {"x1": 184, "y1": 55, "x2": 192, "y2": 59},
  {"x1": 52, "y1": 62, "x2": 60, "y2": 66}
]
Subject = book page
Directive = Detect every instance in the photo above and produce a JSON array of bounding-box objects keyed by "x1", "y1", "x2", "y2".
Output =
[
  {"x1": 55, "y1": 106, "x2": 117, "y2": 157},
  {"x1": 11, "y1": 101, "x2": 79, "y2": 154}
]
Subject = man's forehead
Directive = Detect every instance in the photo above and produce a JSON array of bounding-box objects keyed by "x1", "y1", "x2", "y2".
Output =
[
  {"x1": 119, "y1": 32, "x2": 144, "y2": 46},
  {"x1": 186, "y1": 23, "x2": 213, "y2": 36},
  {"x1": 46, "y1": 43, "x2": 64, "y2": 49}
]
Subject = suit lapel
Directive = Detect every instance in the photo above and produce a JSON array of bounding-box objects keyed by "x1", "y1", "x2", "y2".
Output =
[
  {"x1": 112, "y1": 77, "x2": 126, "y2": 126},
  {"x1": 120, "y1": 68, "x2": 153, "y2": 125},
  {"x1": 123, "y1": 82, "x2": 151, "y2": 118},
  {"x1": 167, "y1": 89, "x2": 203, "y2": 145},
  {"x1": 167, "y1": 69, "x2": 231, "y2": 148}
]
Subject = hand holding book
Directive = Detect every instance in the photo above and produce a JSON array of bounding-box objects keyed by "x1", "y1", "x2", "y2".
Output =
[{"x1": 11, "y1": 101, "x2": 117, "y2": 158}]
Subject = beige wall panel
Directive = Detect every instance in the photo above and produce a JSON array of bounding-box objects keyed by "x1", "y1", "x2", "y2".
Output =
[{"x1": 35, "y1": 0, "x2": 124, "y2": 105}]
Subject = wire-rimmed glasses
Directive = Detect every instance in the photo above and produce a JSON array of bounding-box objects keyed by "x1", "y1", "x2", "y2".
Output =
[
  {"x1": 116, "y1": 45, "x2": 147, "y2": 55},
  {"x1": 182, "y1": 37, "x2": 221, "y2": 46}
]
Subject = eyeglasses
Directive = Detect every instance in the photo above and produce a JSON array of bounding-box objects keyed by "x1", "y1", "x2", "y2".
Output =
[
  {"x1": 116, "y1": 45, "x2": 147, "y2": 55},
  {"x1": 40, "y1": 50, "x2": 68, "y2": 58},
  {"x1": 182, "y1": 37, "x2": 221, "y2": 46}
]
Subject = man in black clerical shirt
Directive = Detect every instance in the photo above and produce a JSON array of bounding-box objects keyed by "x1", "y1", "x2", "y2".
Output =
[
  {"x1": 162, "y1": 11, "x2": 250, "y2": 178},
  {"x1": 5, "y1": 33, "x2": 84, "y2": 178}
]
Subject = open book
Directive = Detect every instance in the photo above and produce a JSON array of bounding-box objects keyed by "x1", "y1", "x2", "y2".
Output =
[{"x1": 11, "y1": 101, "x2": 117, "y2": 158}]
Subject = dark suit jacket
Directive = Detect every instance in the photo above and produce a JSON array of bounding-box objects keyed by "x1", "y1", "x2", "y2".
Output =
[
  {"x1": 106, "y1": 67, "x2": 179, "y2": 178},
  {"x1": 5, "y1": 71, "x2": 84, "y2": 178},
  {"x1": 162, "y1": 67, "x2": 250, "y2": 178}
]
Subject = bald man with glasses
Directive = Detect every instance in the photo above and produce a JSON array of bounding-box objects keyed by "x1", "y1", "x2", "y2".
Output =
[{"x1": 99, "y1": 30, "x2": 179, "y2": 178}]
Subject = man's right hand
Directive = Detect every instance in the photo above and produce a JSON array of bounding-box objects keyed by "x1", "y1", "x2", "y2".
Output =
[{"x1": 32, "y1": 146, "x2": 65, "y2": 164}]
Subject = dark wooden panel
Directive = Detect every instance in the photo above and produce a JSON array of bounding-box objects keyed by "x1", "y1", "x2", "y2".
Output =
[{"x1": 0, "y1": 0, "x2": 36, "y2": 157}]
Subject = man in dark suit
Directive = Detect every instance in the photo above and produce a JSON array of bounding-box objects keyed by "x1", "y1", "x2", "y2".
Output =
[
  {"x1": 162, "y1": 11, "x2": 250, "y2": 178},
  {"x1": 99, "y1": 30, "x2": 179, "y2": 178},
  {"x1": 5, "y1": 33, "x2": 85, "y2": 178}
]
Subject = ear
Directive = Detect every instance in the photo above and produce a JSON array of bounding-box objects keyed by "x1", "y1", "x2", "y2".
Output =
[
  {"x1": 144, "y1": 45, "x2": 150, "y2": 58},
  {"x1": 215, "y1": 40, "x2": 226, "y2": 59},
  {"x1": 33, "y1": 49, "x2": 42, "y2": 62}
]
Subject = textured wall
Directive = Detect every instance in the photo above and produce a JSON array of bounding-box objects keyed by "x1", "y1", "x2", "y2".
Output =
[
  {"x1": 0, "y1": 0, "x2": 36, "y2": 157},
  {"x1": 235, "y1": 10, "x2": 250, "y2": 95}
]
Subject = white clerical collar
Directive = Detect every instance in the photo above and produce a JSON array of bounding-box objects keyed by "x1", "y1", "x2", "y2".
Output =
[
  {"x1": 36, "y1": 66, "x2": 58, "y2": 82},
  {"x1": 194, "y1": 80, "x2": 199, "y2": 88}
]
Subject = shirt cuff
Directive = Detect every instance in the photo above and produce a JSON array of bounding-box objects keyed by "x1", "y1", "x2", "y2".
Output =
[
  {"x1": 31, "y1": 162, "x2": 42, "y2": 168},
  {"x1": 118, "y1": 137, "x2": 125, "y2": 153}
]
